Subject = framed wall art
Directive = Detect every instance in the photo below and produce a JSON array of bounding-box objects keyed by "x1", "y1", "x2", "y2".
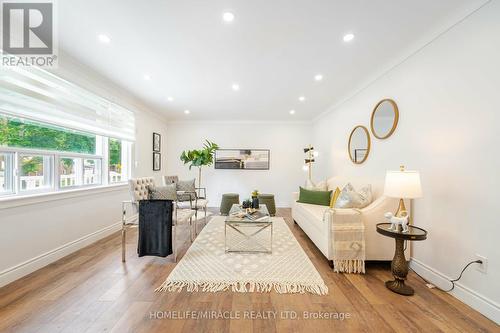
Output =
[{"x1": 214, "y1": 149, "x2": 270, "y2": 170}]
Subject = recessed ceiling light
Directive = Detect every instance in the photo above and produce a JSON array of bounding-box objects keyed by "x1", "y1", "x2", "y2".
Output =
[
  {"x1": 143, "y1": 74, "x2": 151, "y2": 81},
  {"x1": 222, "y1": 12, "x2": 235, "y2": 23},
  {"x1": 231, "y1": 83, "x2": 240, "y2": 91},
  {"x1": 98, "y1": 34, "x2": 111, "y2": 44},
  {"x1": 289, "y1": 110, "x2": 296, "y2": 115},
  {"x1": 298, "y1": 96, "x2": 306, "y2": 102},
  {"x1": 184, "y1": 110, "x2": 190, "y2": 114},
  {"x1": 343, "y1": 33, "x2": 355, "y2": 42},
  {"x1": 167, "y1": 96, "x2": 174, "y2": 102},
  {"x1": 314, "y1": 74, "x2": 323, "y2": 81}
]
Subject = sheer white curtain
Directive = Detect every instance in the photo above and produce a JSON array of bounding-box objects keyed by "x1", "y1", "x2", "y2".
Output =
[{"x1": 0, "y1": 66, "x2": 135, "y2": 141}]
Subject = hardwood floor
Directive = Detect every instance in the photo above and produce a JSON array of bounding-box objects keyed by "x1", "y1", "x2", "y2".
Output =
[{"x1": 0, "y1": 208, "x2": 497, "y2": 333}]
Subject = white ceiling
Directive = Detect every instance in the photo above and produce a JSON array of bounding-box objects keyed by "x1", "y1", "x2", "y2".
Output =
[{"x1": 59, "y1": 0, "x2": 487, "y2": 121}]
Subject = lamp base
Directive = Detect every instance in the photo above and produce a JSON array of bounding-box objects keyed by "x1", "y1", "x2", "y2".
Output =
[{"x1": 395, "y1": 198, "x2": 408, "y2": 218}]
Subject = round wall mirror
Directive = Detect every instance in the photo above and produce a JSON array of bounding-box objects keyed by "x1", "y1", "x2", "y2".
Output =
[
  {"x1": 370, "y1": 99, "x2": 399, "y2": 139},
  {"x1": 348, "y1": 125, "x2": 371, "y2": 164}
]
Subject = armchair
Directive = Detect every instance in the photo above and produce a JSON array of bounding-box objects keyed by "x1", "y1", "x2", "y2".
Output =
[{"x1": 163, "y1": 176, "x2": 209, "y2": 235}]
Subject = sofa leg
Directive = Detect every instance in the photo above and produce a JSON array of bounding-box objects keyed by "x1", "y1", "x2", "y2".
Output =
[{"x1": 328, "y1": 260, "x2": 334, "y2": 269}]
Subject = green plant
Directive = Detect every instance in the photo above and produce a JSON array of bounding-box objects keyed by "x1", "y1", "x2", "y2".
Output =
[
  {"x1": 252, "y1": 189, "x2": 259, "y2": 197},
  {"x1": 180, "y1": 140, "x2": 219, "y2": 188},
  {"x1": 242, "y1": 199, "x2": 252, "y2": 209},
  {"x1": 0, "y1": 115, "x2": 96, "y2": 154},
  {"x1": 21, "y1": 156, "x2": 43, "y2": 176}
]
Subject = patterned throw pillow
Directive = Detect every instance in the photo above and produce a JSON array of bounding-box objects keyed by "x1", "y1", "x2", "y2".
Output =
[
  {"x1": 334, "y1": 183, "x2": 372, "y2": 209},
  {"x1": 304, "y1": 179, "x2": 328, "y2": 191},
  {"x1": 148, "y1": 184, "x2": 177, "y2": 200},
  {"x1": 176, "y1": 179, "x2": 196, "y2": 201}
]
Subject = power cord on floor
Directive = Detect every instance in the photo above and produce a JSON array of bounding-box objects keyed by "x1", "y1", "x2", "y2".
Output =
[{"x1": 409, "y1": 260, "x2": 483, "y2": 292}]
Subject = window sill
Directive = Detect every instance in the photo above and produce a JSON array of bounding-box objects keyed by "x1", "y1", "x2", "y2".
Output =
[{"x1": 0, "y1": 183, "x2": 128, "y2": 210}]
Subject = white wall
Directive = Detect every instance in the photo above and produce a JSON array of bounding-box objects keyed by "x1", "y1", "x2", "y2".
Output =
[
  {"x1": 165, "y1": 121, "x2": 311, "y2": 207},
  {"x1": 312, "y1": 1, "x2": 500, "y2": 323},
  {"x1": 0, "y1": 54, "x2": 168, "y2": 287}
]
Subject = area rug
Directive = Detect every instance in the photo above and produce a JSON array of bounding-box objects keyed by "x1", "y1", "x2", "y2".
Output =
[{"x1": 156, "y1": 216, "x2": 328, "y2": 295}]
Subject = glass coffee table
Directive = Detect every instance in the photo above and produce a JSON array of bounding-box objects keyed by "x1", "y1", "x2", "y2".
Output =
[{"x1": 225, "y1": 204, "x2": 273, "y2": 253}]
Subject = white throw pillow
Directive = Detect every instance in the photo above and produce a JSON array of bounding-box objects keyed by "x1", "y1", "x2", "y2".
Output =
[
  {"x1": 304, "y1": 179, "x2": 315, "y2": 190},
  {"x1": 315, "y1": 180, "x2": 328, "y2": 191},
  {"x1": 304, "y1": 179, "x2": 328, "y2": 191},
  {"x1": 334, "y1": 183, "x2": 372, "y2": 209}
]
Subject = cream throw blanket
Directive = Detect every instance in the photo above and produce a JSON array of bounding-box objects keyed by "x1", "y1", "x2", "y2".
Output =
[{"x1": 323, "y1": 208, "x2": 366, "y2": 273}]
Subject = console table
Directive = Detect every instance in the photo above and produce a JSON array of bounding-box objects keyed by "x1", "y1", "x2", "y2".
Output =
[{"x1": 376, "y1": 223, "x2": 427, "y2": 296}]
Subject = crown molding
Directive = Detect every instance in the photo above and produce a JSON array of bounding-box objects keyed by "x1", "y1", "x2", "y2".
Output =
[{"x1": 166, "y1": 119, "x2": 312, "y2": 126}]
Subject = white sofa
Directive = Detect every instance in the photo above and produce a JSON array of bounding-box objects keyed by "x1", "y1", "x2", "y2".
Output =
[{"x1": 292, "y1": 177, "x2": 410, "y2": 264}]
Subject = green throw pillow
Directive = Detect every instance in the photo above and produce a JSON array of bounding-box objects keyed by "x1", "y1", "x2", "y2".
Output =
[{"x1": 297, "y1": 187, "x2": 332, "y2": 206}]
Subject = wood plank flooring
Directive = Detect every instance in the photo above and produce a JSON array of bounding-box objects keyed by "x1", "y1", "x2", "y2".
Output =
[{"x1": 0, "y1": 208, "x2": 497, "y2": 333}]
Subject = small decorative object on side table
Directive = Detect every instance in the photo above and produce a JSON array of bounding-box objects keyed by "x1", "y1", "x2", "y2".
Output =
[
  {"x1": 376, "y1": 223, "x2": 427, "y2": 296},
  {"x1": 251, "y1": 189, "x2": 260, "y2": 209}
]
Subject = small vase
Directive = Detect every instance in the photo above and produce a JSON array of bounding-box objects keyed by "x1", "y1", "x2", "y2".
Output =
[{"x1": 252, "y1": 197, "x2": 259, "y2": 209}]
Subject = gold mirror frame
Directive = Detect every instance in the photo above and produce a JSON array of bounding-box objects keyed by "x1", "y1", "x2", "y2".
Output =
[
  {"x1": 370, "y1": 99, "x2": 399, "y2": 139},
  {"x1": 348, "y1": 125, "x2": 371, "y2": 164}
]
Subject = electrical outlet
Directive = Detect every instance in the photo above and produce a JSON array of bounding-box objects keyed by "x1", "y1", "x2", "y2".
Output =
[{"x1": 475, "y1": 254, "x2": 488, "y2": 274}]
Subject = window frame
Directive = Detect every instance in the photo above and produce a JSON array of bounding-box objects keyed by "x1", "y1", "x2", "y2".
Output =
[
  {"x1": 107, "y1": 137, "x2": 132, "y2": 185},
  {"x1": 82, "y1": 158, "x2": 102, "y2": 186},
  {"x1": 0, "y1": 152, "x2": 15, "y2": 195},
  {"x1": 18, "y1": 152, "x2": 54, "y2": 194},
  {"x1": 0, "y1": 137, "x2": 131, "y2": 198}
]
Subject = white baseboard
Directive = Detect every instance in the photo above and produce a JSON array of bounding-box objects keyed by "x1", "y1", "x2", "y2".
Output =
[
  {"x1": 0, "y1": 222, "x2": 122, "y2": 288},
  {"x1": 410, "y1": 258, "x2": 500, "y2": 324}
]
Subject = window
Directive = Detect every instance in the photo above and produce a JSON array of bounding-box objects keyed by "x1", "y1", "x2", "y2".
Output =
[
  {"x1": 108, "y1": 138, "x2": 130, "y2": 184},
  {"x1": 0, "y1": 65, "x2": 135, "y2": 198},
  {"x1": 108, "y1": 138, "x2": 122, "y2": 183},
  {"x1": 84, "y1": 159, "x2": 101, "y2": 185},
  {"x1": 0, "y1": 115, "x2": 96, "y2": 154},
  {"x1": 59, "y1": 157, "x2": 82, "y2": 188},
  {"x1": 0, "y1": 153, "x2": 14, "y2": 194},
  {"x1": 19, "y1": 154, "x2": 53, "y2": 191},
  {"x1": 0, "y1": 115, "x2": 131, "y2": 197}
]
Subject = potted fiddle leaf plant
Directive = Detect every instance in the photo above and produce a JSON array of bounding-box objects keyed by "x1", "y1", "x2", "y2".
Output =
[{"x1": 180, "y1": 140, "x2": 219, "y2": 188}]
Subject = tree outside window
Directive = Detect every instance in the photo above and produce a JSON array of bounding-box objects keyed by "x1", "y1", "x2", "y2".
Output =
[
  {"x1": 0, "y1": 116, "x2": 96, "y2": 153},
  {"x1": 109, "y1": 138, "x2": 122, "y2": 182}
]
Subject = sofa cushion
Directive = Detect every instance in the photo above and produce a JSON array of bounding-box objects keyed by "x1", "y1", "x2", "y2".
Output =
[
  {"x1": 177, "y1": 199, "x2": 208, "y2": 209},
  {"x1": 148, "y1": 184, "x2": 177, "y2": 200},
  {"x1": 327, "y1": 177, "x2": 382, "y2": 199},
  {"x1": 176, "y1": 179, "x2": 196, "y2": 201},
  {"x1": 335, "y1": 183, "x2": 372, "y2": 209},
  {"x1": 297, "y1": 202, "x2": 328, "y2": 220},
  {"x1": 329, "y1": 187, "x2": 341, "y2": 208},
  {"x1": 304, "y1": 179, "x2": 327, "y2": 191},
  {"x1": 297, "y1": 187, "x2": 332, "y2": 206}
]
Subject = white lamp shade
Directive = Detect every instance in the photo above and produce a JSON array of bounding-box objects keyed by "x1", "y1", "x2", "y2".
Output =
[{"x1": 384, "y1": 170, "x2": 423, "y2": 199}]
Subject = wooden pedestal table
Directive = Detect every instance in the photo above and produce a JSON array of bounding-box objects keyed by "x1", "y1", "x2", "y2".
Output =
[{"x1": 376, "y1": 223, "x2": 427, "y2": 296}]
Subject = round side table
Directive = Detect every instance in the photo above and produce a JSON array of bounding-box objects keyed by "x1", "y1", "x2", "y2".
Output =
[{"x1": 376, "y1": 223, "x2": 427, "y2": 296}]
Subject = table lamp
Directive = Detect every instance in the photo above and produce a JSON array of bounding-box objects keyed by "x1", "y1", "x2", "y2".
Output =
[{"x1": 384, "y1": 165, "x2": 422, "y2": 218}]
